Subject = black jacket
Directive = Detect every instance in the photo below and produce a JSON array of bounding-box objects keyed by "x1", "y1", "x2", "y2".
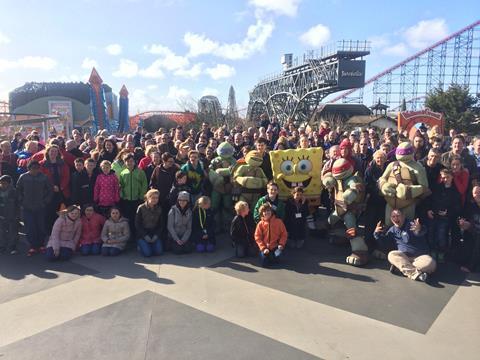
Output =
[
  {"x1": 71, "y1": 169, "x2": 99, "y2": 207},
  {"x1": 150, "y1": 165, "x2": 176, "y2": 205},
  {"x1": 192, "y1": 207, "x2": 216, "y2": 244},
  {"x1": 16, "y1": 172, "x2": 53, "y2": 211},
  {"x1": 430, "y1": 184, "x2": 461, "y2": 220},
  {"x1": 230, "y1": 214, "x2": 255, "y2": 246},
  {"x1": 284, "y1": 198, "x2": 309, "y2": 240}
]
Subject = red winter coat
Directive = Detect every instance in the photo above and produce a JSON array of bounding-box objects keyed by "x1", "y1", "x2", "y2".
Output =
[
  {"x1": 39, "y1": 159, "x2": 71, "y2": 199},
  {"x1": 79, "y1": 213, "x2": 106, "y2": 245},
  {"x1": 138, "y1": 156, "x2": 152, "y2": 171},
  {"x1": 94, "y1": 171, "x2": 120, "y2": 207}
]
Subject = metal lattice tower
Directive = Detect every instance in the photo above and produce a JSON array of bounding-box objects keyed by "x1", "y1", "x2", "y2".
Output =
[
  {"x1": 247, "y1": 41, "x2": 370, "y2": 125},
  {"x1": 330, "y1": 20, "x2": 480, "y2": 110},
  {"x1": 225, "y1": 85, "x2": 239, "y2": 124}
]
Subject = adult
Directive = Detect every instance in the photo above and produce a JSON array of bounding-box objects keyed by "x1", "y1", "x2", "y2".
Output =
[
  {"x1": 98, "y1": 138, "x2": 118, "y2": 164},
  {"x1": 441, "y1": 135, "x2": 477, "y2": 182}
]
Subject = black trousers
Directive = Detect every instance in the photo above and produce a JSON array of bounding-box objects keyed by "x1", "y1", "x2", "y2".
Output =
[{"x1": 120, "y1": 199, "x2": 141, "y2": 241}]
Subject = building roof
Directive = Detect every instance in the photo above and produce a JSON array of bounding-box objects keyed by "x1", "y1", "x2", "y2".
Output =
[{"x1": 316, "y1": 103, "x2": 372, "y2": 116}]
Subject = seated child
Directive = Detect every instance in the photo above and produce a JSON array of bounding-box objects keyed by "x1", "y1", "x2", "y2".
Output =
[
  {"x1": 284, "y1": 187, "x2": 309, "y2": 249},
  {"x1": 167, "y1": 191, "x2": 193, "y2": 254},
  {"x1": 46, "y1": 205, "x2": 82, "y2": 261},
  {"x1": 254, "y1": 203, "x2": 288, "y2": 267},
  {"x1": 101, "y1": 207, "x2": 130, "y2": 256},
  {"x1": 78, "y1": 204, "x2": 105, "y2": 256},
  {"x1": 135, "y1": 189, "x2": 163, "y2": 257},
  {"x1": 230, "y1": 200, "x2": 257, "y2": 257},
  {"x1": 192, "y1": 196, "x2": 215, "y2": 252}
]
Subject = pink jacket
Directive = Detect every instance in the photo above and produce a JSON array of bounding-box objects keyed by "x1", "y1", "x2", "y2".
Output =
[
  {"x1": 47, "y1": 214, "x2": 82, "y2": 251},
  {"x1": 79, "y1": 213, "x2": 106, "y2": 245},
  {"x1": 94, "y1": 171, "x2": 120, "y2": 207}
]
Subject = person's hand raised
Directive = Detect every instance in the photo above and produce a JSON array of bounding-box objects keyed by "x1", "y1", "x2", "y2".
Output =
[{"x1": 410, "y1": 218, "x2": 421, "y2": 234}]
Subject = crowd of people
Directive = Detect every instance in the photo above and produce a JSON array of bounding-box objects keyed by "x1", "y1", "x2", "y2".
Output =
[{"x1": 0, "y1": 116, "x2": 479, "y2": 283}]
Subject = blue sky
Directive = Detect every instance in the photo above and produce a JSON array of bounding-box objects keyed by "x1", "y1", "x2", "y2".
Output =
[{"x1": 0, "y1": 0, "x2": 478, "y2": 115}]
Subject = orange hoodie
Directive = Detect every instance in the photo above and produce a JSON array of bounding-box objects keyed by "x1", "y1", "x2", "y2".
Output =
[{"x1": 254, "y1": 215, "x2": 288, "y2": 252}]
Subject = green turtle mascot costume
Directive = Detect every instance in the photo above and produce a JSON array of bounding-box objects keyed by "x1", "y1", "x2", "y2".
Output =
[
  {"x1": 232, "y1": 150, "x2": 268, "y2": 208},
  {"x1": 378, "y1": 141, "x2": 428, "y2": 225},
  {"x1": 208, "y1": 142, "x2": 237, "y2": 228},
  {"x1": 322, "y1": 158, "x2": 368, "y2": 266}
]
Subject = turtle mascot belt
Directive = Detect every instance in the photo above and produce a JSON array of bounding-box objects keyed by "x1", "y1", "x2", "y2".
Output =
[
  {"x1": 322, "y1": 158, "x2": 368, "y2": 266},
  {"x1": 208, "y1": 142, "x2": 237, "y2": 227},
  {"x1": 232, "y1": 150, "x2": 268, "y2": 208},
  {"x1": 378, "y1": 142, "x2": 428, "y2": 225},
  {"x1": 270, "y1": 147, "x2": 323, "y2": 229}
]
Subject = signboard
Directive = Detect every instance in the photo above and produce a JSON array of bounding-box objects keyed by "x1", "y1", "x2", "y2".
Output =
[
  {"x1": 48, "y1": 100, "x2": 73, "y2": 136},
  {"x1": 337, "y1": 59, "x2": 366, "y2": 89}
]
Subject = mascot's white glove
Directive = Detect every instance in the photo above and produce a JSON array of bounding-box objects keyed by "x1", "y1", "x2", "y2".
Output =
[
  {"x1": 381, "y1": 182, "x2": 396, "y2": 197},
  {"x1": 396, "y1": 183, "x2": 407, "y2": 200},
  {"x1": 322, "y1": 175, "x2": 335, "y2": 190}
]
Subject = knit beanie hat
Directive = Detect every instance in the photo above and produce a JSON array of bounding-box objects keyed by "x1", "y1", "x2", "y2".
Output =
[{"x1": 177, "y1": 191, "x2": 190, "y2": 202}]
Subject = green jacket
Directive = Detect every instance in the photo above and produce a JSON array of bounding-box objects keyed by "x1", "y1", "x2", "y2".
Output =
[
  {"x1": 112, "y1": 160, "x2": 126, "y2": 179},
  {"x1": 253, "y1": 195, "x2": 286, "y2": 223},
  {"x1": 119, "y1": 167, "x2": 148, "y2": 201}
]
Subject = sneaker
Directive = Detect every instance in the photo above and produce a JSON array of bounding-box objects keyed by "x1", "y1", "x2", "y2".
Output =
[
  {"x1": 389, "y1": 264, "x2": 401, "y2": 275},
  {"x1": 9, "y1": 249, "x2": 17, "y2": 255},
  {"x1": 196, "y1": 243, "x2": 206, "y2": 253},
  {"x1": 206, "y1": 244, "x2": 215, "y2": 253},
  {"x1": 416, "y1": 272, "x2": 429, "y2": 282},
  {"x1": 39, "y1": 246, "x2": 47, "y2": 254},
  {"x1": 27, "y1": 248, "x2": 37, "y2": 257}
]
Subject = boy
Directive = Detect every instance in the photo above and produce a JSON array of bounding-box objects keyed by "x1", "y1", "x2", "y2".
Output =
[
  {"x1": 0, "y1": 175, "x2": 18, "y2": 254},
  {"x1": 284, "y1": 187, "x2": 309, "y2": 249},
  {"x1": 254, "y1": 203, "x2": 288, "y2": 267},
  {"x1": 71, "y1": 158, "x2": 98, "y2": 207},
  {"x1": 230, "y1": 201, "x2": 257, "y2": 257},
  {"x1": 253, "y1": 181, "x2": 285, "y2": 223},
  {"x1": 181, "y1": 150, "x2": 206, "y2": 202}
]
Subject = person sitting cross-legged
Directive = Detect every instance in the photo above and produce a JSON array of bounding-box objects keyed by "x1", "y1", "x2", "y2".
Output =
[{"x1": 374, "y1": 209, "x2": 436, "y2": 283}]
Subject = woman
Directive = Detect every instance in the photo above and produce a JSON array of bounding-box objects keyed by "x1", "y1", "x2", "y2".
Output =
[
  {"x1": 40, "y1": 144, "x2": 71, "y2": 234},
  {"x1": 98, "y1": 138, "x2": 118, "y2": 164}
]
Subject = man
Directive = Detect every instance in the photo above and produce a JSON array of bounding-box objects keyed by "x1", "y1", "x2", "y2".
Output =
[
  {"x1": 10, "y1": 132, "x2": 22, "y2": 153},
  {"x1": 413, "y1": 133, "x2": 428, "y2": 161},
  {"x1": 470, "y1": 136, "x2": 480, "y2": 177},
  {"x1": 357, "y1": 138, "x2": 373, "y2": 175},
  {"x1": 374, "y1": 209, "x2": 436, "y2": 282},
  {"x1": 195, "y1": 122, "x2": 214, "y2": 142},
  {"x1": 441, "y1": 135, "x2": 477, "y2": 182},
  {"x1": 255, "y1": 137, "x2": 273, "y2": 181},
  {"x1": 16, "y1": 160, "x2": 53, "y2": 255},
  {"x1": 233, "y1": 133, "x2": 244, "y2": 159}
]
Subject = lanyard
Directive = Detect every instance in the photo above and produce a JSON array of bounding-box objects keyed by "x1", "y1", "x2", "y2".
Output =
[{"x1": 199, "y1": 208, "x2": 206, "y2": 229}]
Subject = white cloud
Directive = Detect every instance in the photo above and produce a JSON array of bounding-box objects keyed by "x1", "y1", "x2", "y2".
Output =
[
  {"x1": 113, "y1": 59, "x2": 138, "y2": 78},
  {"x1": 368, "y1": 34, "x2": 390, "y2": 49},
  {"x1": 144, "y1": 44, "x2": 172, "y2": 56},
  {"x1": 167, "y1": 85, "x2": 190, "y2": 99},
  {"x1": 404, "y1": 18, "x2": 448, "y2": 49},
  {"x1": 81, "y1": 57, "x2": 98, "y2": 69},
  {"x1": 201, "y1": 87, "x2": 219, "y2": 97},
  {"x1": 249, "y1": 0, "x2": 302, "y2": 17},
  {"x1": 0, "y1": 56, "x2": 57, "y2": 72},
  {"x1": 0, "y1": 31, "x2": 10, "y2": 45},
  {"x1": 184, "y1": 16, "x2": 274, "y2": 60},
  {"x1": 382, "y1": 42, "x2": 409, "y2": 56},
  {"x1": 147, "y1": 84, "x2": 158, "y2": 90},
  {"x1": 105, "y1": 43, "x2": 122, "y2": 55},
  {"x1": 299, "y1": 24, "x2": 331, "y2": 48},
  {"x1": 174, "y1": 63, "x2": 203, "y2": 79},
  {"x1": 139, "y1": 60, "x2": 165, "y2": 79},
  {"x1": 205, "y1": 64, "x2": 236, "y2": 80}
]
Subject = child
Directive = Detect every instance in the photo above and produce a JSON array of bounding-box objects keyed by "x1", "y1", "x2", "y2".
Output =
[
  {"x1": 284, "y1": 187, "x2": 309, "y2": 249},
  {"x1": 78, "y1": 204, "x2": 105, "y2": 256},
  {"x1": 192, "y1": 196, "x2": 216, "y2": 252},
  {"x1": 168, "y1": 170, "x2": 192, "y2": 206},
  {"x1": 45, "y1": 205, "x2": 82, "y2": 261},
  {"x1": 135, "y1": 189, "x2": 163, "y2": 257},
  {"x1": 0, "y1": 175, "x2": 18, "y2": 254},
  {"x1": 427, "y1": 168, "x2": 461, "y2": 262},
  {"x1": 167, "y1": 191, "x2": 193, "y2": 254},
  {"x1": 230, "y1": 200, "x2": 256, "y2": 258},
  {"x1": 101, "y1": 207, "x2": 130, "y2": 256},
  {"x1": 254, "y1": 203, "x2": 288, "y2": 267},
  {"x1": 71, "y1": 158, "x2": 98, "y2": 207},
  {"x1": 253, "y1": 181, "x2": 285, "y2": 223},
  {"x1": 94, "y1": 160, "x2": 120, "y2": 217},
  {"x1": 180, "y1": 150, "x2": 206, "y2": 203}
]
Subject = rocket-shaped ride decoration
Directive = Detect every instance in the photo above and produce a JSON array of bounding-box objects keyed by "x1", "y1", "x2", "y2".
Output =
[
  {"x1": 118, "y1": 85, "x2": 129, "y2": 133},
  {"x1": 88, "y1": 67, "x2": 108, "y2": 134}
]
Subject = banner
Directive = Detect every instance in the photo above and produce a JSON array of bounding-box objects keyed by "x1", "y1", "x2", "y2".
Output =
[{"x1": 48, "y1": 100, "x2": 73, "y2": 136}]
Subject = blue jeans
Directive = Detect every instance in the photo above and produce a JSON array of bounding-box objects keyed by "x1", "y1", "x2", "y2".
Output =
[
  {"x1": 23, "y1": 208, "x2": 46, "y2": 249},
  {"x1": 101, "y1": 247, "x2": 122, "y2": 256},
  {"x1": 46, "y1": 247, "x2": 73, "y2": 261},
  {"x1": 80, "y1": 243, "x2": 102, "y2": 256},
  {"x1": 428, "y1": 217, "x2": 450, "y2": 252},
  {"x1": 137, "y1": 238, "x2": 163, "y2": 257},
  {"x1": 259, "y1": 248, "x2": 282, "y2": 267}
]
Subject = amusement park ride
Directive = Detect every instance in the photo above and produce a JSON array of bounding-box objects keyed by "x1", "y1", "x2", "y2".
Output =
[{"x1": 248, "y1": 19, "x2": 480, "y2": 126}]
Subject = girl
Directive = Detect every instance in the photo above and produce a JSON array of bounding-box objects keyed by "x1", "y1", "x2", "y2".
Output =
[
  {"x1": 46, "y1": 205, "x2": 82, "y2": 261},
  {"x1": 78, "y1": 204, "x2": 105, "y2": 256},
  {"x1": 284, "y1": 187, "x2": 309, "y2": 249},
  {"x1": 192, "y1": 196, "x2": 215, "y2": 253},
  {"x1": 254, "y1": 203, "x2": 288, "y2": 267},
  {"x1": 135, "y1": 189, "x2": 163, "y2": 257},
  {"x1": 94, "y1": 160, "x2": 120, "y2": 217},
  {"x1": 230, "y1": 201, "x2": 256, "y2": 258},
  {"x1": 167, "y1": 191, "x2": 193, "y2": 254},
  {"x1": 101, "y1": 207, "x2": 130, "y2": 256},
  {"x1": 111, "y1": 148, "x2": 130, "y2": 178}
]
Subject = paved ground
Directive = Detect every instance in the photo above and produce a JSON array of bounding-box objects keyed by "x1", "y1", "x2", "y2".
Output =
[{"x1": 0, "y1": 235, "x2": 479, "y2": 360}]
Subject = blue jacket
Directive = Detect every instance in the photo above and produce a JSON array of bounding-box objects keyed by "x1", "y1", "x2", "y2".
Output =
[{"x1": 374, "y1": 221, "x2": 429, "y2": 257}]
